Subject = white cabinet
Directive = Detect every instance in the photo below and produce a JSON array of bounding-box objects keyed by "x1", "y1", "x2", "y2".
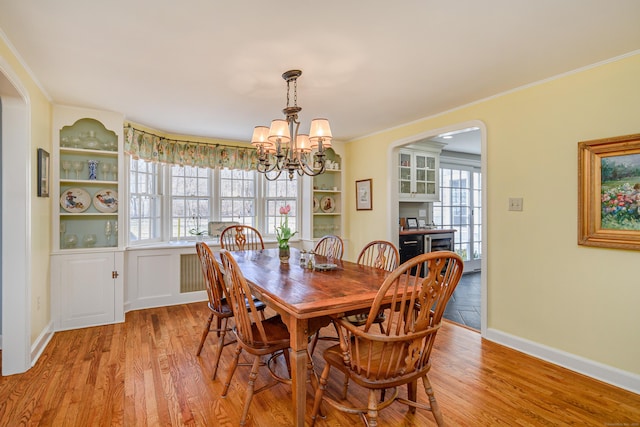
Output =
[
  {"x1": 51, "y1": 251, "x2": 124, "y2": 331},
  {"x1": 398, "y1": 146, "x2": 442, "y2": 202},
  {"x1": 51, "y1": 106, "x2": 125, "y2": 330}
]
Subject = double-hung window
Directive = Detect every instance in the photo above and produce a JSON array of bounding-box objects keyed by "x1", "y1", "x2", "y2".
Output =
[
  {"x1": 219, "y1": 169, "x2": 256, "y2": 226},
  {"x1": 264, "y1": 174, "x2": 298, "y2": 238},
  {"x1": 172, "y1": 165, "x2": 211, "y2": 238},
  {"x1": 128, "y1": 158, "x2": 161, "y2": 243}
]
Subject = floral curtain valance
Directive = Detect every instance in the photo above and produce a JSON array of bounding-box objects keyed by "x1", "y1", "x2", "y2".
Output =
[{"x1": 124, "y1": 125, "x2": 259, "y2": 170}]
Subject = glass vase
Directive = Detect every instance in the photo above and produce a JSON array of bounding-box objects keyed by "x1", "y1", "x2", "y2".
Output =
[{"x1": 279, "y1": 246, "x2": 290, "y2": 264}]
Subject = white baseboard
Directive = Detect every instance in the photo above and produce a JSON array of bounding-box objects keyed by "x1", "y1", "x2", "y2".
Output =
[
  {"x1": 30, "y1": 321, "x2": 54, "y2": 367},
  {"x1": 485, "y1": 328, "x2": 640, "y2": 395}
]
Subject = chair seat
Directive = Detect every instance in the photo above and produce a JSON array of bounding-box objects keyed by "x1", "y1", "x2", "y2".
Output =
[
  {"x1": 211, "y1": 296, "x2": 266, "y2": 317},
  {"x1": 323, "y1": 339, "x2": 429, "y2": 389},
  {"x1": 344, "y1": 310, "x2": 385, "y2": 327},
  {"x1": 237, "y1": 315, "x2": 290, "y2": 352}
]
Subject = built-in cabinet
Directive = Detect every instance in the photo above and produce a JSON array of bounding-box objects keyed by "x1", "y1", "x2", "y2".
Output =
[
  {"x1": 51, "y1": 106, "x2": 125, "y2": 330},
  {"x1": 398, "y1": 145, "x2": 443, "y2": 202},
  {"x1": 311, "y1": 148, "x2": 342, "y2": 239},
  {"x1": 51, "y1": 251, "x2": 124, "y2": 330}
]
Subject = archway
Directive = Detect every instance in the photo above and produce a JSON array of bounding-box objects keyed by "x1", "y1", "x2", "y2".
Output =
[
  {"x1": 386, "y1": 120, "x2": 487, "y2": 334},
  {"x1": 1, "y1": 57, "x2": 32, "y2": 375}
]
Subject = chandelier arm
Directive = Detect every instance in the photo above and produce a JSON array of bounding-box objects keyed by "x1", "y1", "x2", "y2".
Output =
[{"x1": 264, "y1": 168, "x2": 284, "y2": 181}]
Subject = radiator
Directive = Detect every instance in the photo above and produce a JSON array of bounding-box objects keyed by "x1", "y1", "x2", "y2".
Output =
[{"x1": 180, "y1": 253, "x2": 206, "y2": 293}]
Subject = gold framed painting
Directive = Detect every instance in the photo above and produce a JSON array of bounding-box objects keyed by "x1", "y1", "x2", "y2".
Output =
[{"x1": 578, "y1": 133, "x2": 640, "y2": 250}]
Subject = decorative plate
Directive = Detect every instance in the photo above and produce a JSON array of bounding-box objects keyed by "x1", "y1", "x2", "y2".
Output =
[
  {"x1": 93, "y1": 189, "x2": 118, "y2": 213},
  {"x1": 60, "y1": 188, "x2": 91, "y2": 213},
  {"x1": 315, "y1": 263, "x2": 337, "y2": 271},
  {"x1": 313, "y1": 196, "x2": 320, "y2": 212},
  {"x1": 320, "y1": 196, "x2": 335, "y2": 213}
]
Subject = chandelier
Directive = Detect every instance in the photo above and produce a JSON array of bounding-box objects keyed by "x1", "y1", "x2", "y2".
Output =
[{"x1": 251, "y1": 70, "x2": 332, "y2": 180}]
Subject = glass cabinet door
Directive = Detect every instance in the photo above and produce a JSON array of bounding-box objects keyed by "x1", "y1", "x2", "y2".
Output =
[{"x1": 399, "y1": 152, "x2": 412, "y2": 195}]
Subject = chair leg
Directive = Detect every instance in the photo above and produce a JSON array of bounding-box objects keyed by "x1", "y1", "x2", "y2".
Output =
[
  {"x1": 310, "y1": 363, "x2": 331, "y2": 426},
  {"x1": 366, "y1": 389, "x2": 379, "y2": 427},
  {"x1": 407, "y1": 380, "x2": 417, "y2": 414},
  {"x1": 309, "y1": 331, "x2": 320, "y2": 356},
  {"x1": 341, "y1": 373, "x2": 350, "y2": 399},
  {"x1": 215, "y1": 316, "x2": 222, "y2": 337},
  {"x1": 240, "y1": 356, "x2": 262, "y2": 426},
  {"x1": 422, "y1": 375, "x2": 445, "y2": 426},
  {"x1": 222, "y1": 345, "x2": 242, "y2": 397},
  {"x1": 196, "y1": 313, "x2": 214, "y2": 356},
  {"x1": 211, "y1": 317, "x2": 228, "y2": 380}
]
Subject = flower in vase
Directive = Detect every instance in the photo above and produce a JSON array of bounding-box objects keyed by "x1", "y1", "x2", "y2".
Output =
[{"x1": 275, "y1": 205, "x2": 296, "y2": 249}]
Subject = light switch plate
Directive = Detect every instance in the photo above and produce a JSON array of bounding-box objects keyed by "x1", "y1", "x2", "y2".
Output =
[{"x1": 508, "y1": 197, "x2": 523, "y2": 211}]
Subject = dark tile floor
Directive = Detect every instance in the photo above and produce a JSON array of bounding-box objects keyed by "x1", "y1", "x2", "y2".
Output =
[{"x1": 444, "y1": 271, "x2": 481, "y2": 330}]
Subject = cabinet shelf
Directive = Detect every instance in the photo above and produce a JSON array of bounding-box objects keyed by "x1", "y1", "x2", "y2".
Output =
[
  {"x1": 60, "y1": 212, "x2": 118, "y2": 217},
  {"x1": 60, "y1": 147, "x2": 117, "y2": 156},
  {"x1": 313, "y1": 190, "x2": 341, "y2": 194},
  {"x1": 313, "y1": 212, "x2": 341, "y2": 216},
  {"x1": 60, "y1": 179, "x2": 117, "y2": 185}
]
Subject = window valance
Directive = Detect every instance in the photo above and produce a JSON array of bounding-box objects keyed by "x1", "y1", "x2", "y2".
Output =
[{"x1": 124, "y1": 125, "x2": 258, "y2": 170}]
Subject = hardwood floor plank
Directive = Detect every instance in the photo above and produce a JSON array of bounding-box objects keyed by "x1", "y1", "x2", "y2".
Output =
[{"x1": 1, "y1": 302, "x2": 638, "y2": 426}]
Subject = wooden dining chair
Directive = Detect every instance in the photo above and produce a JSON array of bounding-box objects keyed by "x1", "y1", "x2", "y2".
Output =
[
  {"x1": 313, "y1": 234, "x2": 344, "y2": 260},
  {"x1": 220, "y1": 224, "x2": 264, "y2": 251},
  {"x1": 309, "y1": 239, "x2": 399, "y2": 355},
  {"x1": 345, "y1": 240, "x2": 400, "y2": 331},
  {"x1": 194, "y1": 242, "x2": 266, "y2": 380},
  {"x1": 218, "y1": 249, "x2": 294, "y2": 426},
  {"x1": 310, "y1": 251, "x2": 464, "y2": 427}
]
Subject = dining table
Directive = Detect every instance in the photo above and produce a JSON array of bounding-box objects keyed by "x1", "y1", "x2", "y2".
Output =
[{"x1": 227, "y1": 247, "x2": 391, "y2": 427}]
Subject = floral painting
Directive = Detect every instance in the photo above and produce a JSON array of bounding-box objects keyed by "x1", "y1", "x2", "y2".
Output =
[
  {"x1": 578, "y1": 133, "x2": 640, "y2": 251},
  {"x1": 600, "y1": 153, "x2": 640, "y2": 230}
]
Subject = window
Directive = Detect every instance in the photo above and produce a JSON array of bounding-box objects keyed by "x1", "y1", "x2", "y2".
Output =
[
  {"x1": 433, "y1": 162, "x2": 482, "y2": 271},
  {"x1": 126, "y1": 155, "x2": 300, "y2": 244},
  {"x1": 128, "y1": 158, "x2": 161, "y2": 242},
  {"x1": 172, "y1": 165, "x2": 210, "y2": 238},
  {"x1": 219, "y1": 169, "x2": 256, "y2": 226},
  {"x1": 264, "y1": 174, "x2": 298, "y2": 238}
]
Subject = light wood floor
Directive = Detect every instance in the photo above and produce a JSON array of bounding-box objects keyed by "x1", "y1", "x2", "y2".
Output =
[{"x1": 1, "y1": 303, "x2": 638, "y2": 426}]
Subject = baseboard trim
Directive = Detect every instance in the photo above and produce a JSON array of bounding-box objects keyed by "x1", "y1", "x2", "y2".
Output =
[
  {"x1": 485, "y1": 328, "x2": 640, "y2": 395},
  {"x1": 31, "y1": 321, "x2": 54, "y2": 368}
]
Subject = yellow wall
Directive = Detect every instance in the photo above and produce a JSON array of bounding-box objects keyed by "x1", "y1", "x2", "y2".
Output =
[
  {"x1": 345, "y1": 53, "x2": 640, "y2": 374},
  {"x1": 0, "y1": 37, "x2": 53, "y2": 344}
]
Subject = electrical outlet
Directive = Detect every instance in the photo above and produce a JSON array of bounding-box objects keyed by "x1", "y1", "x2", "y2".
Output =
[
  {"x1": 508, "y1": 197, "x2": 523, "y2": 211},
  {"x1": 37, "y1": 296, "x2": 41, "y2": 311}
]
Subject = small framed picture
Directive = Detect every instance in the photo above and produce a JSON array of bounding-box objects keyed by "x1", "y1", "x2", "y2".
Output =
[
  {"x1": 406, "y1": 217, "x2": 418, "y2": 229},
  {"x1": 418, "y1": 219, "x2": 427, "y2": 228},
  {"x1": 355, "y1": 178, "x2": 373, "y2": 210},
  {"x1": 37, "y1": 148, "x2": 50, "y2": 197}
]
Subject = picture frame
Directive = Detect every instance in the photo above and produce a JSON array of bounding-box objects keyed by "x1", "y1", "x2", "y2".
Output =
[
  {"x1": 406, "y1": 217, "x2": 418, "y2": 229},
  {"x1": 37, "y1": 148, "x2": 50, "y2": 197},
  {"x1": 578, "y1": 133, "x2": 640, "y2": 250},
  {"x1": 355, "y1": 178, "x2": 372, "y2": 210}
]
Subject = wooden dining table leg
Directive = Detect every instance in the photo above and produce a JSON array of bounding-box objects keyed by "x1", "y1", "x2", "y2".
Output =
[{"x1": 289, "y1": 318, "x2": 309, "y2": 427}]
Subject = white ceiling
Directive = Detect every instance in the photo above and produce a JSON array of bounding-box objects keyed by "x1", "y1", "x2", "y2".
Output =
[{"x1": 1, "y1": 1, "x2": 639, "y2": 155}]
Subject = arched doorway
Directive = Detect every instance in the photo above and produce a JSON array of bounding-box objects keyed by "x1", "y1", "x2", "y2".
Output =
[{"x1": 387, "y1": 120, "x2": 487, "y2": 334}]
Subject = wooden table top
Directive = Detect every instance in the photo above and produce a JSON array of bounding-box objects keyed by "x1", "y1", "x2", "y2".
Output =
[{"x1": 228, "y1": 247, "x2": 391, "y2": 320}]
